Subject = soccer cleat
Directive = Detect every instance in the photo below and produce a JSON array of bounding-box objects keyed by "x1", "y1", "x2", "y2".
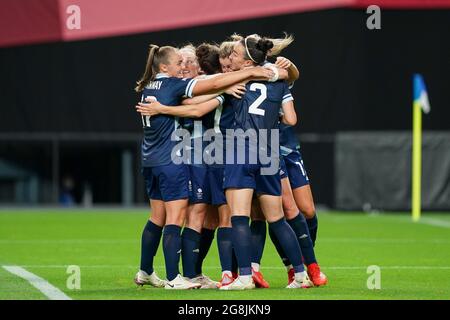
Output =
[
  {"x1": 307, "y1": 263, "x2": 328, "y2": 286},
  {"x1": 190, "y1": 274, "x2": 219, "y2": 289},
  {"x1": 134, "y1": 270, "x2": 166, "y2": 288},
  {"x1": 165, "y1": 274, "x2": 202, "y2": 290},
  {"x1": 287, "y1": 267, "x2": 295, "y2": 285},
  {"x1": 219, "y1": 276, "x2": 255, "y2": 291},
  {"x1": 252, "y1": 268, "x2": 270, "y2": 288},
  {"x1": 217, "y1": 273, "x2": 235, "y2": 288},
  {"x1": 286, "y1": 272, "x2": 314, "y2": 289}
]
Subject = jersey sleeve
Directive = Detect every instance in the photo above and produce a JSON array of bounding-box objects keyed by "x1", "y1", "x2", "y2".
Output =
[
  {"x1": 282, "y1": 82, "x2": 294, "y2": 104},
  {"x1": 170, "y1": 77, "x2": 198, "y2": 98}
]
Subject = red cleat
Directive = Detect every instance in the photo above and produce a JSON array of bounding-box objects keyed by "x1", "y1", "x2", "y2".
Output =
[
  {"x1": 287, "y1": 268, "x2": 295, "y2": 285},
  {"x1": 252, "y1": 269, "x2": 270, "y2": 288},
  {"x1": 307, "y1": 263, "x2": 328, "y2": 286},
  {"x1": 232, "y1": 272, "x2": 238, "y2": 280}
]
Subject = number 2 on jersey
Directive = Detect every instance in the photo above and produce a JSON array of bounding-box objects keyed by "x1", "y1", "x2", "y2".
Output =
[
  {"x1": 248, "y1": 83, "x2": 267, "y2": 116},
  {"x1": 141, "y1": 95, "x2": 157, "y2": 128}
]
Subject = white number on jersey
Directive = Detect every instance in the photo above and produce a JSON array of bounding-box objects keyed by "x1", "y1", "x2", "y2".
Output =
[
  {"x1": 141, "y1": 95, "x2": 157, "y2": 128},
  {"x1": 248, "y1": 83, "x2": 267, "y2": 116},
  {"x1": 213, "y1": 104, "x2": 223, "y2": 133}
]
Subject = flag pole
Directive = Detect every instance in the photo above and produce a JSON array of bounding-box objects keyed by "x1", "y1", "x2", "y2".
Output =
[{"x1": 412, "y1": 90, "x2": 422, "y2": 222}]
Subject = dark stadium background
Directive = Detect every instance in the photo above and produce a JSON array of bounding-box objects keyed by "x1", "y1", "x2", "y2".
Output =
[{"x1": 1, "y1": 1, "x2": 449, "y2": 210}]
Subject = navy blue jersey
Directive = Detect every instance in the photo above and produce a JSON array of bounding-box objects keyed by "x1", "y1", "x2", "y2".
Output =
[
  {"x1": 140, "y1": 73, "x2": 197, "y2": 167},
  {"x1": 228, "y1": 80, "x2": 293, "y2": 163},
  {"x1": 280, "y1": 123, "x2": 301, "y2": 157}
]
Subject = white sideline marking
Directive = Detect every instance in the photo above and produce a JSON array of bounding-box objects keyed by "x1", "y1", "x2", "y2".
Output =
[
  {"x1": 2, "y1": 266, "x2": 71, "y2": 300},
  {"x1": 417, "y1": 218, "x2": 450, "y2": 229}
]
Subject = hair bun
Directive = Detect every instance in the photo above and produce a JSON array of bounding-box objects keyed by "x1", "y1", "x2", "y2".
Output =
[
  {"x1": 195, "y1": 44, "x2": 210, "y2": 60},
  {"x1": 256, "y1": 39, "x2": 274, "y2": 53}
]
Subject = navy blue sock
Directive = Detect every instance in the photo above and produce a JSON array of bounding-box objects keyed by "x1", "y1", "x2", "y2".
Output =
[
  {"x1": 288, "y1": 213, "x2": 317, "y2": 265},
  {"x1": 217, "y1": 227, "x2": 233, "y2": 272},
  {"x1": 269, "y1": 217, "x2": 304, "y2": 273},
  {"x1": 140, "y1": 220, "x2": 163, "y2": 275},
  {"x1": 268, "y1": 226, "x2": 291, "y2": 267},
  {"x1": 195, "y1": 228, "x2": 215, "y2": 275},
  {"x1": 163, "y1": 225, "x2": 182, "y2": 281},
  {"x1": 231, "y1": 216, "x2": 252, "y2": 276},
  {"x1": 306, "y1": 214, "x2": 318, "y2": 247},
  {"x1": 181, "y1": 227, "x2": 201, "y2": 279},
  {"x1": 250, "y1": 220, "x2": 267, "y2": 265},
  {"x1": 231, "y1": 249, "x2": 238, "y2": 274}
]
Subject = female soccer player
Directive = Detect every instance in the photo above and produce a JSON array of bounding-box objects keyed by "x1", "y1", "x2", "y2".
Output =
[
  {"x1": 133, "y1": 44, "x2": 275, "y2": 290},
  {"x1": 221, "y1": 35, "x2": 313, "y2": 290},
  {"x1": 136, "y1": 42, "x2": 245, "y2": 288},
  {"x1": 272, "y1": 124, "x2": 328, "y2": 286},
  {"x1": 177, "y1": 44, "x2": 218, "y2": 289}
]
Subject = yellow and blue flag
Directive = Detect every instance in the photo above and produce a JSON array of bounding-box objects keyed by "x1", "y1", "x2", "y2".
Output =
[{"x1": 413, "y1": 74, "x2": 431, "y2": 114}]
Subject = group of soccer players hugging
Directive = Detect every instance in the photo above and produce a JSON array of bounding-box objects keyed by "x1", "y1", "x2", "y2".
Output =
[{"x1": 133, "y1": 33, "x2": 328, "y2": 290}]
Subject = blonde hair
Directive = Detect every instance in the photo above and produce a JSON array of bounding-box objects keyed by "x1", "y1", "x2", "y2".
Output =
[
  {"x1": 219, "y1": 41, "x2": 235, "y2": 59},
  {"x1": 245, "y1": 33, "x2": 294, "y2": 56},
  {"x1": 179, "y1": 44, "x2": 196, "y2": 56}
]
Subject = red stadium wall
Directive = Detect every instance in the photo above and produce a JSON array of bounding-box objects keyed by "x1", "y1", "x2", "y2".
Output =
[{"x1": 2, "y1": 0, "x2": 450, "y2": 47}]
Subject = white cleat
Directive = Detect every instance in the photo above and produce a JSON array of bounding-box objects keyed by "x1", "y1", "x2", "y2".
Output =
[
  {"x1": 286, "y1": 272, "x2": 314, "y2": 289},
  {"x1": 165, "y1": 274, "x2": 202, "y2": 290},
  {"x1": 134, "y1": 270, "x2": 166, "y2": 288},
  {"x1": 219, "y1": 276, "x2": 255, "y2": 291},
  {"x1": 190, "y1": 274, "x2": 219, "y2": 289}
]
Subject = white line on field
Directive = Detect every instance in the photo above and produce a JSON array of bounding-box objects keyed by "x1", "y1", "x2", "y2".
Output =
[
  {"x1": 417, "y1": 218, "x2": 450, "y2": 229},
  {"x1": 2, "y1": 266, "x2": 71, "y2": 300},
  {"x1": 18, "y1": 265, "x2": 450, "y2": 270}
]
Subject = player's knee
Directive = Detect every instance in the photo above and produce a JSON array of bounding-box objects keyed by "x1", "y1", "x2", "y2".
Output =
[
  {"x1": 300, "y1": 204, "x2": 316, "y2": 219},
  {"x1": 282, "y1": 202, "x2": 299, "y2": 220}
]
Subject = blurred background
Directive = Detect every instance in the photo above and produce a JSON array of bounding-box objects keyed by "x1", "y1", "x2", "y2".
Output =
[{"x1": 1, "y1": 0, "x2": 449, "y2": 211}]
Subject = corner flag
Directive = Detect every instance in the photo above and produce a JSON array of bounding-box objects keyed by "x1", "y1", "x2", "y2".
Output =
[{"x1": 412, "y1": 74, "x2": 431, "y2": 222}]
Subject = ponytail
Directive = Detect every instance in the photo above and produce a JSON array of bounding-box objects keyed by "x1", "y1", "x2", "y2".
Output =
[
  {"x1": 265, "y1": 33, "x2": 294, "y2": 56},
  {"x1": 135, "y1": 44, "x2": 159, "y2": 92}
]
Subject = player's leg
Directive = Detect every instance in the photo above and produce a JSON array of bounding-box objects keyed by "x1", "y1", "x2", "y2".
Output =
[
  {"x1": 209, "y1": 166, "x2": 237, "y2": 286},
  {"x1": 292, "y1": 185, "x2": 318, "y2": 245},
  {"x1": 284, "y1": 154, "x2": 328, "y2": 286},
  {"x1": 195, "y1": 205, "x2": 217, "y2": 278},
  {"x1": 182, "y1": 202, "x2": 207, "y2": 280},
  {"x1": 250, "y1": 200, "x2": 269, "y2": 288},
  {"x1": 219, "y1": 187, "x2": 255, "y2": 290},
  {"x1": 282, "y1": 177, "x2": 327, "y2": 285},
  {"x1": 135, "y1": 198, "x2": 166, "y2": 287},
  {"x1": 216, "y1": 203, "x2": 237, "y2": 287},
  {"x1": 135, "y1": 167, "x2": 166, "y2": 287},
  {"x1": 187, "y1": 204, "x2": 218, "y2": 288},
  {"x1": 160, "y1": 163, "x2": 201, "y2": 289},
  {"x1": 285, "y1": 152, "x2": 319, "y2": 246},
  {"x1": 258, "y1": 193, "x2": 313, "y2": 289}
]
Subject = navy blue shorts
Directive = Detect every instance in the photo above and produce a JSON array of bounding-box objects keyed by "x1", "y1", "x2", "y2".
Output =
[
  {"x1": 284, "y1": 151, "x2": 309, "y2": 189},
  {"x1": 188, "y1": 165, "x2": 211, "y2": 204},
  {"x1": 279, "y1": 156, "x2": 288, "y2": 179},
  {"x1": 142, "y1": 163, "x2": 189, "y2": 202},
  {"x1": 223, "y1": 163, "x2": 281, "y2": 196},
  {"x1": 208, "y1": 166, "x2": 227, "y2": 206}
]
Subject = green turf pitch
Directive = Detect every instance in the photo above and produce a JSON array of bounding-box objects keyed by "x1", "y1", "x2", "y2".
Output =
[{"x1": 0, "y1": 209, "x2": 449, "y2": 300}]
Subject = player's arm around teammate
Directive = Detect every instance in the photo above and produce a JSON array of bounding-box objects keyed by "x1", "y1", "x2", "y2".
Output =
[{"x1": 134, "y1": 44, "x2": 275, "y2": 290}]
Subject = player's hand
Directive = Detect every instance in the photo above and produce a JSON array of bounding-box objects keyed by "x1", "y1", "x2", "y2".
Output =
[
  {"x1": 225, "y1": 83, "x2": 246, "y2": 98},
  {"x1": 252, "y1": 66, "x2": 275, "y2": 81},
  {"x1": 135, "y1": 101, "x2": 162, "y2": 116},
  {"x1": 275, "y1": 56, "x2": 292, "y2": 69}
]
